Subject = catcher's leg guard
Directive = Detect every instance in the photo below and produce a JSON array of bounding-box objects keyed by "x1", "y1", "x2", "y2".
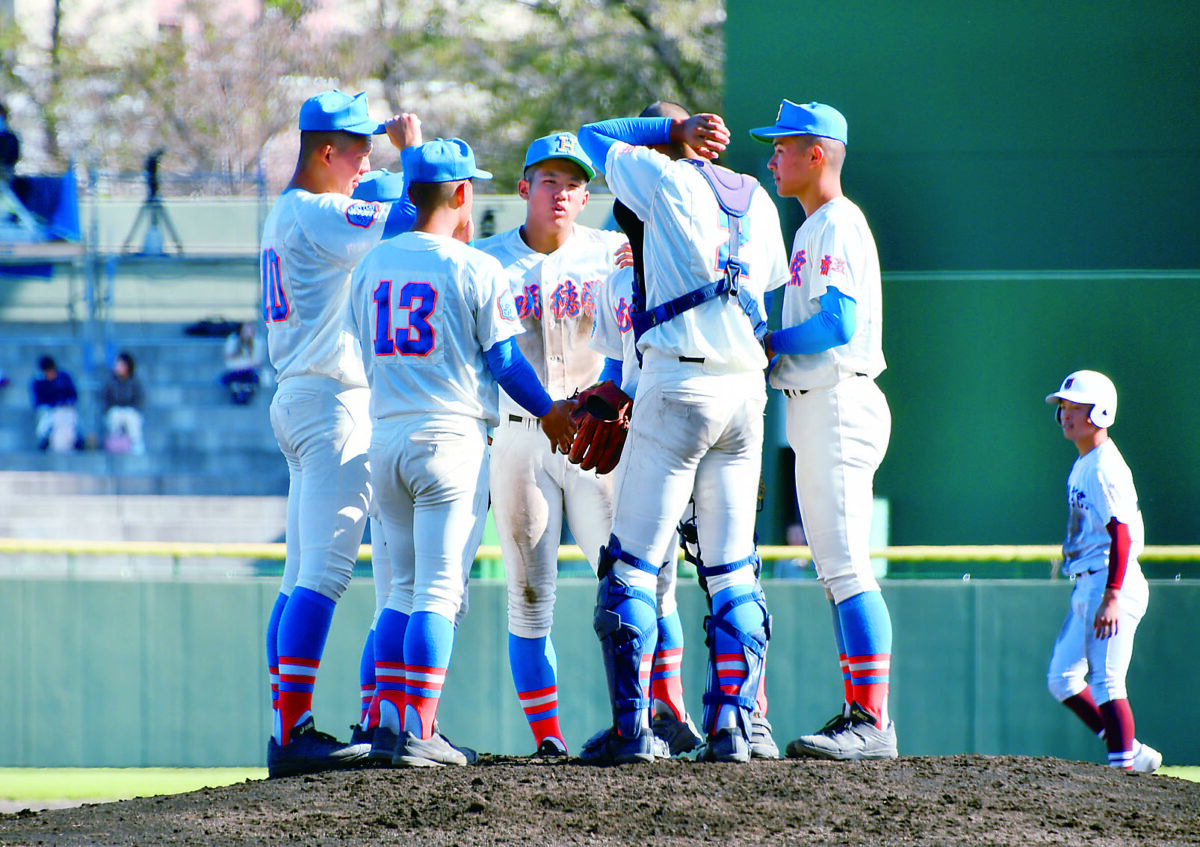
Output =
[
  {"x1": 594, "y1": 536, "x2": 659, "y2": 740},
  {"x1": 701, "y1": 573, "x2": 770, "y2": 744}
]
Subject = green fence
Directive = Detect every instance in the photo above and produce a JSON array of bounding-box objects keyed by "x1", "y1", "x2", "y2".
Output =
[{"x1": 2, "y1": 577, "x2": 1195, "y2": 767}]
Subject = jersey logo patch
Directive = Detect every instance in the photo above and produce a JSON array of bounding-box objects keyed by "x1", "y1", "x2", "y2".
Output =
[
  {"x1": 498, "y1": 291, "x2": 519, "y2": 322},
  {"x1": 346, "y1": 201, "x2": 380, "y2": 229}
]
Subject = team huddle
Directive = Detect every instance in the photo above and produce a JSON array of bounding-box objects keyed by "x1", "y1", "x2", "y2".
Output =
[{"x1": 259, "y1": 90, "x2": 1160, "y2": 776}]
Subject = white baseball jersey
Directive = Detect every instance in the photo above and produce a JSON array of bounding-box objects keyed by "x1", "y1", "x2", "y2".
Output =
[
  {"x1": 347, "y1": 231, "x2": 523, "y2": 425},
  {"x1": 1062, "y1": 440, "x2": 1145, "y2": 579},
  {"x1": 474, "y1": 224, "x2": 627, "y2": 416},
  {"x1": 602, "y1": 145, "x2": 789, "y2": 372},
  {"x1": 770, "y1": 196, "x2": 885, "y2": 391},
  {"x1": 261, "y1": 189, "x2": 390, "y2": 386},
  {"x1": 591, "y1": 266, "x2": 639, "y2": 395}
]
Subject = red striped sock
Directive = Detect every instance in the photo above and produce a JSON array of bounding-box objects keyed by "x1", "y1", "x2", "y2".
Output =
[
  {"x1": 519, "y1": 684, "x2": 563, "y2": 748},
  {"x1": 277, "y1": 655, "x2": 319, "y2": 745},
  {"x1": 847, "y1": 652, "x2": 891, "y2": 726},
  {"x1": 651, "y1": 646, "x2": 687, "y2": 720},
  {"x1": 404, "y1": 664, "x2": 447, "y2": 739}
]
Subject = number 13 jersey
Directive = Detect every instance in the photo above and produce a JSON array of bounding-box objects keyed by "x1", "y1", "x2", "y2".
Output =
[{"x1": 347, "y1": 231, "x2": 524, "y2": 424}]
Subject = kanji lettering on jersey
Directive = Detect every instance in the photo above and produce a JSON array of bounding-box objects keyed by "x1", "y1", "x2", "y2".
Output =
[
  {"x1": 819, "y1": 254, "x2": 846, "y2": 277},
  {"x1": 615, "y1": 296, "x2": 632, "y2": 333},
  {"x1": 551, "y1": 280, "x2": 581, "y2": 319},
  {"x1": 516, "y1": 283, "x2": 541, "y2": 319},
  {"x1": 346, "y1": 201, "x2": 380, "y2": 229},
  {"x1": 788, "y1": 249, "x2": 806, "y2": 286},
  {"x1": 581, "y1": 279, "x2": 600, "y2": 317}
]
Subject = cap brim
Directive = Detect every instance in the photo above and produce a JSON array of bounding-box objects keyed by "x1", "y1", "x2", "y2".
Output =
[
  {"x1": 340, "y1": 121, "x2": 387, "y2": 135},
  {"x1": 472, "y1": 169, "x2": 493, "y2": 181},
  {"x1": 749, "y1": 125, "x2": 803, "y2": 142},
  {"x1": 525, "y1": 155, "x2": 596, "y2": 181}
]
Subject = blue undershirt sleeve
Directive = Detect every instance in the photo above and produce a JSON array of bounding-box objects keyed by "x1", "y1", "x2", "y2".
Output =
[
  {"x1": 577, "y1": 118, "x2": 673, "y2": 175},
  {"x1": 485, "y1": 337, "x2": 552, "y2": 418},
  {"x1": 599, "y1": 357, "x2": 623, "y2": 385},
  {"x1": 382, "y1": 192, "x2": 416, "y2": 238},
  {"x1": 769, "y1": 286, "x2": 857, "y2": 355}
]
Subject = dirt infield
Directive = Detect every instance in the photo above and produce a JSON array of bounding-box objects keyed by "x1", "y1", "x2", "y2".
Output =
[{"x1": 1, "y1": 754, "x2": 1198, "y2": 846}]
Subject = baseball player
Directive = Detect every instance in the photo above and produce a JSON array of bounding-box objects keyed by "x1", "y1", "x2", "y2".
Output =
[
  {"x1": 260, "y1": 90, "x2": 422, "y2": 779},
  {"x1": 575, "y1": 103, "x2": 789, "y2": 764},
  {"x1": 346, "y1": 169, "x2": 419, "y2": 748},
  {"x1": 590, "y1": 196, "x2": 777, "y2": 759},
  {"x1": 473, "y1": 133, "x2": 627, "y2": 757},
  {"x1": 346, "y1": 138, "x2": 577, "y2": 767},
  {"x1": 1044, "y1": 370, "x2": 1161, "y2": 772},
  {"x1": 750, "y1": 100, "x2": 897, "y2": 761}
]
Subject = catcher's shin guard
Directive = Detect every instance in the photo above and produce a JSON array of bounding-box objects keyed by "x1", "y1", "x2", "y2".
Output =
[
  {"x1": 701, "y1": 574, "x2": 770, "y2": 740},
  {"x1": 594, "y1": 537, "x2": 659, "y2": 740}
]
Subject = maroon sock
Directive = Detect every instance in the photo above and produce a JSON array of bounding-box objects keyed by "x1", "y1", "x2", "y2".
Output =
[
  {"x1": 1062, "y1": 690, "x2": 1105, "y2": 736},
  {"x1": 1098, "y1": 698, "x2": 1135, "y2": 756}
]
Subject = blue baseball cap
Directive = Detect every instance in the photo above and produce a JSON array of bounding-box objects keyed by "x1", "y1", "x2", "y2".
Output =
[
  {"x1": 401, "y1": 138, "x2": 493, "y2": 184},
  {"x1": 298, "y1": 90, "x2": 386, "y2": 135},
  {"x1": 749, "y1": 100, "x2": 848, "y2": 146},
  {"x1": 352, "y1": 169, "x2": 407, "y2": 202},
  {"x1": 523, "y1": 132, "x2": 595, "y2": 181}
]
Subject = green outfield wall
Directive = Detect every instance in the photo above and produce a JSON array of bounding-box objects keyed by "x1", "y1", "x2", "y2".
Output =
[
  {"x1": 2, "y1": 578, "x2": 1196, "y2": 767},
  {"x1": 724, "y1": 1, "x2": 1200, "y2": 547}
]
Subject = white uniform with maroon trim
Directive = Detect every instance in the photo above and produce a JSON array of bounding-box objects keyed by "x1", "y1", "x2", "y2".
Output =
[
  {"x1": 600, "y1": 142, "x2": 788, "y2": 585},
  {"x1": 347, "y1": 230, "x2": 523, "y2": 621},
  {"x1": 1047, "y1": 439, "x2": 1148, "y2": 704},
  {"x1": 261, "y1": 189, "x2": 390, "y2": 600},
  {"x1": 475, "y1": 223, "x2": 625, "y2": 637},
  {"x1": 770, "y1": 195, "x2": 890, "y2": 604}
]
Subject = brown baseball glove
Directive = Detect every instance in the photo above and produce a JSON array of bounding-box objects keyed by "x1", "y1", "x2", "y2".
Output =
[{"x1": 567, "y1": 380, "x2": 633, "y2": 474}]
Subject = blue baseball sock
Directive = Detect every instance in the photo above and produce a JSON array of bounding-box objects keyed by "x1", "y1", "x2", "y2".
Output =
[
  {"x1": 509, "y1": 634, "x2": 564, "y2": 749},
  {"x1": 374, "y1": 608, "x2": 409, "y2": 730},
  {"x1": 652, "y1": 610, "x2": 687, "y2": 720},
  {"x1": 266, "y1": 591, "x2": 288, "y2": 740},
  {"x1": 358, "y1": 626, "x2": 376, "y2": 726},
  {"x1": 836, "y1": 590, "x2": 893, "y2": 725},
  {"x1": 276, "y1": 586, "x2": 336, "y2": 743},
  {"x1": 403, "y1": 611, "x2": 455, "y2": 738}
]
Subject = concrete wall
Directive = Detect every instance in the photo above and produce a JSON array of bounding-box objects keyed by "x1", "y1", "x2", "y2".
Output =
[{"x1": 2, "y1": 577, "x2": 1195, "y2": 767}]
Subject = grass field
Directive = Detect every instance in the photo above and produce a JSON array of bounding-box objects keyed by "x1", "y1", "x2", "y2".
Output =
[
  {"x1": 1, "y1": 766, "x2": 1196, "y2": 807},
  {"x1": 0, "y1": 768, "x2": 266, "y2": 803}
]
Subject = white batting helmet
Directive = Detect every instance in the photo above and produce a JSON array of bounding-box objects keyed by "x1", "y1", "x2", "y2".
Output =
[{"x1": 1045, "y1": 370, "x2": 1117, "y2": 427}]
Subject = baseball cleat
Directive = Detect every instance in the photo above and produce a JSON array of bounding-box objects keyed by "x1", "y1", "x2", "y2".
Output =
[
  {"x1": 368, "y1": 724, "x2": 402, "y2": 765},
  {"x1": 349, "y1": 723, "x2": 374, "y2": 746},
  {"x1": 578, "y1": 725, "x2": 656, "y2": 766},
  {"x1": 651, "y1": 710, "x2": 703, "y2": 756},
  {"x1": 696, "y1": 727, "x2": 752, "y2": 763},
  {"x1": 392, "y1": 730, "x2": 476, "y2": 767},
  {"x1": 1131, "y1": 741, "x2": 1162, "y2": 773},
  {"x1": 533, "y1": 736, "x2": 568, "y2": 758},
  {"x1": 786, "y1": 703, "x2": 897, "y2": 761},
  {"x1": 750, "y1": 713, "x2": 781, "y2": 760},
  {"x1": 267, "y1": 718, "x2": 371, "y2": 779}
]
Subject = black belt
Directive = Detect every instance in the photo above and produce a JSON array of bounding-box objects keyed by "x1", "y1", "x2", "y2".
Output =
[
  {"x1": 508, "y1": 414, "x2": 540, "y2": 427},
  {"x1": 679, "y1": 356, "x2": 705, "y2": 363},
  {"x1": 783, "y1": 373, "x2": 869, "y2": 398}
]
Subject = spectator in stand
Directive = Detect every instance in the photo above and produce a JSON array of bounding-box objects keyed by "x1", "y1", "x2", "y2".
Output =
[
  {"x1": 32, "y1": 355, "x2": 80, "y2": 452},
  {"x1": 221, "y1": 322, "x2": 264, "y2": 404},
  {"x1": 0, "y1": 101, "x2": 19, "y2": 183},
  {"x1": 101, "y1": 351, "x2": 146, "y2": 454}
]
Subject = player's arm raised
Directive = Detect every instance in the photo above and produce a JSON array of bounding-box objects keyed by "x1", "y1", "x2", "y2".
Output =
[{"x1": 384, "y1": 112, "x2": 423, "y2": 152}]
